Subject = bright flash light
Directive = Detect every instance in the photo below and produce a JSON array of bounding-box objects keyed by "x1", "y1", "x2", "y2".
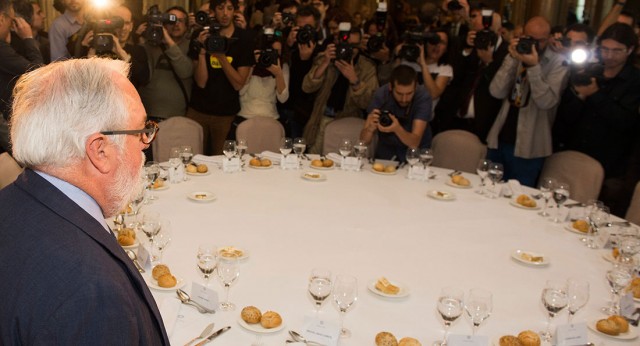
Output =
[
  {"x1": 91, "y1": 0, "x2": 111, "y2": 9},
  {"x1": 571, "y1": 48, "x2": 588, "y2": 64}
]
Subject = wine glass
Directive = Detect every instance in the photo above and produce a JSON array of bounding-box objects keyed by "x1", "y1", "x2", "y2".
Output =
[
  {"x1": 180, "y1": 145, "x2": 194, "y2": 165},
  {"x1": 196, "y1": 244, "x2": 218, "y2": 286},
  {"x1": 280, "y1": 137, "x2": 293, "y2": 164},
  {"x1": 140, "y1": 211, "x2": 161, "y2": 244},
  {"x1": 537, "y1": 177, "x2": 557, "y2": 217},
  {"x1": 144, "y1": 161, "x2": 160, "y2": 200},
  {"x1": 603, "y1": 268, "x2": 632, "y2": 315},
  {"x1": 169, "y1": 147, "x2": 181, "y2": 160},
  {"x1": 419, "y1": 148, "x2": 433, "y2": 170},
  {"x1": 475, "y1": 159, "x2": 491, "y2": 195},
  {"x1": 465, "y1": 288, "x2": 492, "y2": 335},
  {"x1": 339, "y1": 139, "x2": 353, "y2": 161},
  {"x1": 308, "y1": 268, "x2": 332, "y2": 315},
  {"x1": 566, "y1": 278, "x2": 589, "y2": 324},
  {"x1": 223, "y1": 140, "x2": 237, "y2": 161},
  {"x1": 586, "y1": 205, "x2": 609, "y2": 249},
  {"x1": 579, "y1": 199, "x2": 603, "y2": 243},
  {"x1": 434, "y1": 287, "x2": 464, "y2": 346},
  {"x1": 354, "y1": 140, "x2": 367, "y2": 165},
  {"x1": 618, "y1": 237, "x2": 640, "y2": 269},
  {"x1": 487, "y1": 163, "x2": 504, "y2": 198},
  {"x1": 150, "y1": 220, "x2": 172, "y2": 265},
  {"x1": 540, "y1": 280, "x2": 568, "y2": 342},
  {"x1": 551, "y1": 182, "x2": 570, "y2": 223},
  {"x1": 293, "y1": 137, "x2": 306, "y2": 161},
  {"x1": 128, "y1": 189, "x2": 146, "y2": 224},
  {"x1": 237, "y1": 138, "x2": 248, "y2": 160},
  {"x1": 406, "y1": 148, "x2": 420, "y2": 176},
  {"x1": 332, "y1": 275, "x2": 358, "y2": 338},
  {"x1": 217, "y1": 256, "x2": 240, "y2": 311}
]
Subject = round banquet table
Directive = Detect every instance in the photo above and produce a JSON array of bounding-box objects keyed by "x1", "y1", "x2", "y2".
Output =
[{"x1": 125, "y1": 158, "x2": 639, "y2": 346}]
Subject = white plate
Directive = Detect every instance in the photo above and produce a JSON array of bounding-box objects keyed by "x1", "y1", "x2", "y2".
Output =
[
  {"x1": 237, "y1": 316, "x2": 285, "y2": 334},
  {"x1": 511, "y1": 249, "x2": 549, "y2": 266},
  {"x1": 588, "y1": 320, "x2": 639, "y2": 340},
  {"x1": 249, "y1": 164, "x2": 274, "y2": 170},
  {"x1": 187, "y1": 191, "x2": 217, "y2": 202},
  {"x1": 309, "y1": 164, "x2": 335, "y2": 170},
  {"x1": 145, "y1": 275, "x2": 185, "y2": 291},
  {"x1": 445, "y1": 180, "x2": 473, "y2": 189},
  {"x1": 564, "y1": 223, "x2": 589, "y2": 235},
  {"x1": 218, "y1": 246, "x2": 250, "y2": 260},
  {"x1": 427, "y1": 190, "x2": 456, "y2": 201},
  {"x1": 509, "y1": 200, "x2": 541, "y2": 210},
  {"x1": 301, "y1": 172, "x2": 326, "y2": 181},
  {"x1": 370, "y1": 167, "x2": 398, "y2": 175},
  {"x1": 367, "y1": 280, "x2": 410, "y2": 298},
  {"x1": 186, "y1": 170, "x2": 212, "y2": 176}
]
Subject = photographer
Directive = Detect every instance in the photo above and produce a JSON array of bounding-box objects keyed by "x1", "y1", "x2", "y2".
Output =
[
  {"x1": 360, "y1": 65, "x2": 432, "y2": 161},
  {"x1": 555, "y1": 23, "x2": 640, "y2": 215},
  {"x1": 138, "y1": 6, "x2": 193, "y2": 122},
  {"x1": 49, "y1": 0, "x2": 84, "y2": 61},
  {"x1": 487, "y1": 16, "x2": 569, "y2": 187},
  {"x1": 187, "y1": 0, "x2": 253, "y2": 155}
]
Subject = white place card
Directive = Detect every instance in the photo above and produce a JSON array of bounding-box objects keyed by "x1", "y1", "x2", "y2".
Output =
[
  {"x1": 137, "y1": 246, "x2": 151, "y2": 271},
  {"x1": 190, "y1": 282, "x2": 219, "y2": 311},
  {"x1": 302, "y1": 315, "x2": 340, "y2": 346},
  {"x1": 621, "y1": 292, "x2": 635, "y2": 318},
  {"x1": 341, "y1": 156, "x2": 360, "y2": 171},
  {"x1": 597, "y1": 227, "x2": 611, "y2": 249},
  {"x1": 407, "y1": 165, "x2": 429, "y2": 180},
  {"x1": 447, "y1": 334, "x2": 488, "y2": 346},
  {"x1": 508, "y1": 179, "x2": 523, "y2": 196},
  {"x1": 168, "y1": 159, "x2": 184, "y2": 183},
  {"x1": 281, "y1": 154, "x2": 299, "y2": 170},
  {"x1": 222, "y1": 157, "x2": 241, "y2": 173},
  {"x1": 556, "y1": 322, "x2": 588, "y2": 346},
  {"x1": 556, "y1": 206, "x2": 571, "y2": 223}
]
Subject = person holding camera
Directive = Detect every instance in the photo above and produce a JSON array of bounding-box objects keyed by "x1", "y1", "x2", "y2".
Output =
[
  {"x1": 138, "y1": 6, "x2": 193, "y2": 122},
  {"x1": 487, "y1": 16, "x2": 569, "y2": 187},
  {"x1": 49, "y1": 0, "x2": 84, "y2": 61},
  {"x1": 187, "y1": 0, "x2": 254, "y2": 155},
  {"x1": 360, "y1": 65, "x2": 432, "y2": 161},
  {"x1": 302, "y1": 22, "x2": 377, "y2": 154}
]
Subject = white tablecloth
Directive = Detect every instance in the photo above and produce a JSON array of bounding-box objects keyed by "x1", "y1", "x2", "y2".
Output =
[{"x1": 123, "y1": 159, "x2": 638, "y2": 346}]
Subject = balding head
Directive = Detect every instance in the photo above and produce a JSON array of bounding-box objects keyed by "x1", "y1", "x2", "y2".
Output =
[{"x1": 524, "y1": 16, "x2": 551, "y2": 50}]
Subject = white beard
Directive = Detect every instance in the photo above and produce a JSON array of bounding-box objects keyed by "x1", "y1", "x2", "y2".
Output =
[{"x1": 105, "y1": 152, "x2": 146, "y2": 217}]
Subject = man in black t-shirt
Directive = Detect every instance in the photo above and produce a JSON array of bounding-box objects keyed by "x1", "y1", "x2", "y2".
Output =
[{"x1": 187, "y1": 0, "x2": 253, "y2": 155}]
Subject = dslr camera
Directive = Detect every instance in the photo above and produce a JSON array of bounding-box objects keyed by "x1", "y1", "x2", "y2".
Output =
[
  {"x1": 144, "y1": 5, "x2": 178, "y2": 46},
  {"x1": 195, "y1": 10, "x2": 229, "y2": 53},
  {"x1": 516, "y1": 36, "x2": 539, "y2": 54},
  {"x1": 474, "y1": 9, "x2": 498, "y2": 50},
  {"x1": 398, "y1": 30, "x2": 440, "y2": 62},
  {"x1": 335, "y1": 22, "x2": 353, "y2": 61},
  {"x1": 92, "y1": 17, "x2": 124, "y2": 55},
  {"x1": 566, "y1": 47, "x2": 603, "y2": 86},
  {"x1": 366, "y1": 2, "x2": 387, "y2": 53},
  {"x1": 296, "y1": 24, "x2": 316, "y2": 45},
  {"x1": 257, "y1": 28, "x2": 279, "y2": 68},
  {"x1": 281, "y1": 12, "x2": 295, "y2": 26},
  {"x1": 379, "y1": 110, "x2": 392, "y2": 127}
]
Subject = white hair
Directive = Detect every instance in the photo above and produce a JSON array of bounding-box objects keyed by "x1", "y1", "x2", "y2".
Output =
[{"x1": 10, "y1": 58, "x2": 132, "y2": 169}]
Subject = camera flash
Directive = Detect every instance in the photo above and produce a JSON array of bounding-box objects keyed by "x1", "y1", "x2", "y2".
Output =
[{"x1": 571, "y1": 48, "x2": 588, "y2": 64}]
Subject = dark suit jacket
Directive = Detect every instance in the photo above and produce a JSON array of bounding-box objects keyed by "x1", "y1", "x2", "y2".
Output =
[{"x1": 0, "y1": 170, "x2": 170, "y2": 345}]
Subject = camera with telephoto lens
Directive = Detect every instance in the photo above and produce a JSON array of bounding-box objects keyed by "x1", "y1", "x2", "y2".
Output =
[
  {"x1": 379, "y1": 110, "x2": 392, "y2": 127},
  {"x1": 257, "y1": 28, "x2": 279, "y2": 68},
  {"x1": 566, "y1": 46, "x2": 604, "y2": 86},
  {"x1": 282, "y1": 12, "x2": 295, "y2": 26},
  {"x1": 144, "y1": 5, "x2": 178, "y2": 46},
  {"x1": 474, "y1": 9, "x2": 498, "y2": 50},
  {"x1": 195, "y1": 10, "x2": 229, "y2": 53},
  {"x1": 92, "y1": 16, "x2": 124, "y2": 55},
  {"x1": 516, "y1": 36, "x2": 538, "y2": 54},
  {"x1": 366, "y1": 2, "x2": 387, "y2": 53},
  {"x1": 296, "y1": 24, "x2": 316, "y2": 45},
  {"x1": 447, "y1": 0, "x2": 464, "y2": 11},
  {"x1": 335, "y1": 22, "x2": 353, "y2": 61},
  {"x1": 398, "y1": 30, "x2": 440, "y2": 62}
]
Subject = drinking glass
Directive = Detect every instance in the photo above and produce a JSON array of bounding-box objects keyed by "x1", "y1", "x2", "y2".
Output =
[
  {"x1": 333, "y1": 275, "x2": 358, "y2": 338},
  {"x1": 551, "y1": 182, "x2": 570, "y2": 223},
  {"x1": 140, "y1": 211, "x2": 161, "y2": 244},
  {"x1": 579, "y1": 200, "x2": 604, "y2": 243},
  {"x1": 308, "y1": 268, "x2": 332, "y2": 314},
  {"x1": 144, "y1": 161, "x2": 160, "y2": 200},
  {"x1": 475, "y1": 159, "x2": 491, "y2": 195},
  {"x1": 169, "y1": 147, "x2": 181, "y2": 159},
  {"x1": 180, "y1": 145, "x2": 194, "y2": 165},
  {"x1": 196, "y1": 244, "x2": 217, "y2": 286},
  {"x1": 293, "y1": 137, "x2": 306, "y2": 161},
  {"x1": 419, "y1": 148, "x2": 433, "y2": 170},
  {"x1": 603, "y1": 268, "x2": 632, "y2": 315},
  {"x1": 586, "y1": 205, "x2": 609, "y2": 249},
  {"x1": 538, "y1": 178, "x2": 557, "y2": 217},
  {"x1": 128, "y1": 189, "x2": 146, "y2": 224},
  {"x1": 237, "y1": 138, "x2": 248, "y2": 160},
  {"x1": 566, "y1": 278, "x2": 589, "y2": 324},
  {"x1": 217, "y1": 256, "x2": 240, "y2": 311},
  {"x1": 487, "y1": 162, "x2": 504, "y2": 198},
  {"x1": 465, "y1": 288, "x2": 492, "y2": 335},
  {"x1": 406, "y1": 148, "x2": 420, "y2": 176},
  {"x1": 223, "y1": 140, "x2": 237, "y2": 160},
  {"x1": 434, "y1": 287, "x2": 464, "y2": 346},
  {"x1": 618, "y1": 237, "x2": 640, "y2": 269},
  {"x1": 339, "y1": 139, "x2": 353, "y2": 161},
  {"x1": 150, "y1": 220, "x2": 172, "y2": 265},
  {"x1": 540, "y1": 280, "x2": 568, "y2": 342},
  {"x1": 354, "y1": 140, "x2": 367, "y2": 161}
]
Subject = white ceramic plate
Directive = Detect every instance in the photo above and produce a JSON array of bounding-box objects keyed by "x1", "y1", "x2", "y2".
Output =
[
  {"x1": 249, "y1": 164, "x2": 274, "y2": 170},
  {"x1": 187, "y1": 191, "x2": 217, "y2": 202},
  {"x1": 309, "y1": 164, "x2": 335, "y2": 170},
  {"x1": 445, "y1": 180, "x2": 473, "y2": 189},
  {"x1": 301, "y1": 172, "x2": 326, "y2": 182},
  {"x1": 564, "y1": 223, "x2": 589, "y2": 235},
  {"x1": 427, "y1": 190, "x2": 456, "y2": 201},
  {"x1": 186, "y1": 170, "x2": 212, "y2": 176},
  {"x1": 370, "y1": 167, "x2": 398, "y2": 175},
  {"x1": 367, "y1": 280, "x2": 410, "y2": 298},
  {"x1": 237, "y1": 316, "x2": 285, "y2": 334},
  {"x1": 218, "y1": 246, "x2": 250, "y2": 260},
  {"x1": 587, "y1": 320, "x2": 639, "y2": 340},
  {"x1": 509, "y1": 200, "x2": 541, "y2": 210},
  {"x1": 145, "y1": 275, "x2": 185, "y2": 291},
  {"x1": 511, "y1": 250, "x2": 549, "y2": 266}
]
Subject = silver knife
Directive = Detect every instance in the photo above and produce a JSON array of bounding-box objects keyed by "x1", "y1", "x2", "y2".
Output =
[
  {"x1": 184, "y1": 323, "x2": 214, "y2": 346},
  {"x1": 194, "y1": 326, "x2": 231, "y2": 346}
]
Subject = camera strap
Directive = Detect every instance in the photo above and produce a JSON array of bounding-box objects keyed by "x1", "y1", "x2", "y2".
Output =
[{"x1": 160, "y1": 43, "x2": 190, "y2": 115}]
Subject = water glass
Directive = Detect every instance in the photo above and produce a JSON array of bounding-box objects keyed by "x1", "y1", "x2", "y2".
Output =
[
  {"x1": 434, "y1": 287, "x2": 464, "y2": 346},
  {"x1": 551, "y1": 182, "x2": 570, "y2": 223},
  {"x1": 566, "y1": 278, "x2": 589, "y2": 323},
  {"x1": 476, "y1": 159, "x2": 491, "y2": 195},
  {"x1": 196, "y1": 244, "x2": 218, "y2": 286},
  {"x1": 333, "y1": 275, "x2": 358, "y2": 338},
  {"x1": 538, "y1": 177, "x2": 557, "y2": 217},
  {"x1": 540, "y1": 280, "x2": 568, "y2": 342},
  {"x1": 308, "y1": 268, "x2": 332, "y2": 314},
  {"x1": 217, "y1": 256, "x2": 240, "y2": 311},
  {"x1": 465, "y1": 288, "x2": 492, "y2": 335}
]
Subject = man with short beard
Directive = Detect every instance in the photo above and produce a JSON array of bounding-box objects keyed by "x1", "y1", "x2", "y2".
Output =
[{"x1": 0, "y1": 58, "x2": 169, "y2": 344}]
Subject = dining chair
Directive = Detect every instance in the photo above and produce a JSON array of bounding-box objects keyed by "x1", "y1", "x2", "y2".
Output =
[
  {"x1": 322, "y1": 117, "x2": 371, "y2": 156},
  {"x1": 538, "y1": 150, "x2": 604, "y2": 205},
  {"x1": 235, "y1": 117, "x2": 285, "y2": 153},
  {"x1": 626, "y1": 181, "x2": 640, "y2": 225},
  {"x1": 431, "y1": 130, "x2": 487, "y2": 174},
  {"x1": 152, "y1": 116, "x2": 204, "y2": 162},
  {"x1": 0, "y1": 152, "x2": 24, "y2": 189}
]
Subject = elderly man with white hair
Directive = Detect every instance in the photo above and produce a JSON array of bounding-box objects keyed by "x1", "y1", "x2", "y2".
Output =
[{"x1": 0, "y1": 58, "x2": 169, "y2": 344}]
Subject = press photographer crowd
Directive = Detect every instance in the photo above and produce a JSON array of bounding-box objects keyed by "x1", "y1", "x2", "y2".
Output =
[{"x1": 1, "y1": 0, "x2": 640, "y2": 216}]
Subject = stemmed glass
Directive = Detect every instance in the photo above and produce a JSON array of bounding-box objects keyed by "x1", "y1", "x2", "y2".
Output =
[
  {"x1": 144, "y1": 161, "x2": 160, "y2": 200},
  {"x1": 140, "y1": 211, "x2": 161, "y2": 244},
  {"x1": 308, "y1": 268, "x2": 332, "y2": 315},
  {"x1": 332, "y1": 275, "x2": 358, "y2": 338},
  {"x1": 217, "y1": 256, "x2": 240, "y2": 311},
  {"x1": 223, "y1": 140, "x2": 237, "y2": 161},
  {"x1": 487, "y1": 163, "x2": 504, "y2": 198},
  {"x1": 128, "y1": 189, "x2": 146, "y2": 224},
  {"x1": 566, "y1": 278, "x2": 589, "y2": 324},
  {"x1": 475, "y1": 159, "x2": 491, "y2": 195},
  {"x1": 434, "y1": 287, "x2": 464, "y2": 346},
  {"x1": 150, "y1": 220, "x2": 172, "y2": 265},
  {"x1": 580, "y1": 199, "x2": 603, "y2": 243},
  {"x1": 540, "y1": 280, "x2": 568, "y2": 342},
  {"x1": 406, "y1": 148, "x2": 420, "y2": 176},
  {"x1": 180, "y1": 145, "x2": 194, "y2": 164},
  {"x1": 196, "y1": 244, "x2": 218, "y2": 286},
  {"x1": 339, "y1": 139, "x2": 353, "y2": 163},
  {"x1": 419, "y1": 148, "x2": 433, "y2": 171},
  {"x1": 237, "y1": 139, "x2": 248, "y2": 167},
  {"x1": 293, "y1": 137, "x2": 306, "y2": 163},
  {"x1": 354, "y1": 140, "x2": 367, "y2": 169},
  {"x1": 538, "y1": 178, "x2": 557, "y2": 217},
  {"x1": 465, "y1": 288, "x2": 492, "y2": 335},
  {"x1": 603, "y1": 268, "x2": 632, "y2": 315},
  {"x1": 586, "y1": 205, "x2": 609, "y2": 249},
  {"x1": 551, "y1": 182, "x2": 570, "y2": 223},
  {"x1": 280, "y1": 137, "x2": 293, "y2": 167},
  {"x1": 618, "y1": 237, "x2": 640, "y2": 269}
]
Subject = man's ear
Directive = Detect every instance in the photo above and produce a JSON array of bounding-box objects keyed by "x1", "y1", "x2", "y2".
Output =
[{"x1": 85, "y1": 133, "x2": 113, "y2": 174}]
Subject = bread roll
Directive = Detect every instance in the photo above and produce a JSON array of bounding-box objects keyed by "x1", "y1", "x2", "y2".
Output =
[
  {"x1": 152, "y1": 264, "x2": 171, "y2": 280},
  {"x1": 323, "y1": 159, "x2": 334, "y2": 167},
  {"x1": 186, "y1": 164, "x2": 198, "y2": 173},
  {"x1": 596, "y1": 318, "x2": 620, "y2": 335},
  {"x1": 384, "y1": 165, "x2": 397, "y2": 173},
  {"x1": 117, "y1": 234, "x2": 135, "y2": 246},
  {"x1": 260, "y1": 159, "x2": 272, "y2": 167},
  {"x1": 311, "y1": 159, "x2": 323, "y2": 167},
  {"x1": 197, "y1": 164, "x2": 208, "y2": 173},
  {"x1": 157, "y1": 274, "x2": 177, "y2": 288},
  {"x1": 398, "y1": 337, "x2": 421, "y2": 346},
  {"x1": 260, "y1": 311, "x2": 282, "y2": 328},
  {"x1": 373, "y1": 163, "x2": 385, "y2": 172},
  {"x1": 517, "y1": 330, "x2": 540, "y2": 346},
  {"x1": 572, "y1": 219, "x2": 589, "y2": 233},
  {"x1": 608, "y1": 315, "x2": 629, "y2": 333},
  {"x1": 499, "y1": 335, "x2": 522, "y2": 346},
  {"x1": 241, "y1": 306, "x2": 262, "y2": 324},
  {"x1": 374, "y1": 331, "x2": 398, "y2": 346},
  {"x1": 250, "y1": 158, "x2": 261, "y2": 166}
]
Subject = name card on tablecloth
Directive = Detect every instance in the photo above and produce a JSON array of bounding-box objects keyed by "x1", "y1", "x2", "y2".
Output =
[
  {"x1": 556, "y1": 323, "x2": 588, "y2": 346},
  {"x1": 222, "y1": 157, "x2": 241, "y2": 173},
  {"x1": 168, "y1": 158, "x2": 184, "y2": 183},
  {"x1": 191, "y1": 282, "x2": 219, "y2": 311},
  {"x1": 621, "y1": 292, "x2": 636, "y2": 318},
  {"x1": 281, "y1": 154, "x2": 299, "y2": 169},
  {"x1": 137, "y1": 246, "x2": 151, "y2": 271},
  {"x1": 407, "y1": 166, "x2": 430, "y2": 180},
  {"x1": 302, "y1": 315, "x2": 340, "y2": 346},
  {"x1": 447, "y1": 334, "x2": 488, "y2": 346},
  {"x1": 341, "y1": 156, "x2": 360, "y2": 171}
]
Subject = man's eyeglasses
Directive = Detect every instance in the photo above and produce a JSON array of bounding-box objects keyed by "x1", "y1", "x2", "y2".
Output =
[{"x1": 101, "y1": 120, "x2": 159, "y2": 145}]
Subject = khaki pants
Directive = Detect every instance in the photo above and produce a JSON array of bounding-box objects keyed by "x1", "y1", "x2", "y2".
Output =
[
  {"x1": 186, "y1": 108, "x2": 234, "y2": 155},
  {"x1": 308, "y1": 116, "x2": 334, "y2": 154}
]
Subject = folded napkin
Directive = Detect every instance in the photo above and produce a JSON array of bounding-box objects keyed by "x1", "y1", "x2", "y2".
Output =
[
  {"x1": 193, "y1": 154, "x2": 223, "y2": 165},
  {"x1": 158, "y1": 297, "x2": 181, "y2": 337},
  {"x1": 326, "y1": 153, "x2": 342, "y2": 163},
  {"x1": 260, "y1": 151, "x2": 282, "y2": 164}
]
